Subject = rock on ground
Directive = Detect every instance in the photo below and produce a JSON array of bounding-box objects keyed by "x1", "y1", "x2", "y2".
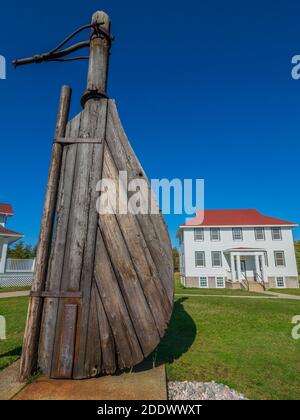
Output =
[{"x1": 168, "y1": 381, "x2": 247, "y2": 400}]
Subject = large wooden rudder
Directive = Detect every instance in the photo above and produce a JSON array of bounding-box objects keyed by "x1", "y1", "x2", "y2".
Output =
[{"x1": 19, "y1": 11, "x2": 174, "y2": 380}]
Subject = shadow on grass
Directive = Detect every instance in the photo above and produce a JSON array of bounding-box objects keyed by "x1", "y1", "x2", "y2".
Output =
[
  {"x1": 134, "y1": 298, "x2": 196, "y2": 372},
  {"x1": 0, "y1": 346, "x2": 22, "y2": 359},
  {"x1": 155, "y1": 297, "x2": 196, "y2": 364}
]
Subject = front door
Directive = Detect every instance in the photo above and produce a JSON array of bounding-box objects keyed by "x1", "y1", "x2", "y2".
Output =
[{"x1": 240, "y1": 260, "x2": 246, "y2": 277}]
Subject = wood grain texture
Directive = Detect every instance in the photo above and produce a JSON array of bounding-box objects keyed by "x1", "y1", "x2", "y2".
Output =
[
  {"x1": 23, "y1": 97, "x2": 174, "y2": 380},
  {"x1": 20, "y1": 10, "x2": 173, "y2": 381},
  {"x1": 105, "y1": 100, "x2": 174, "y2": 305},
  {"x1": 19, "y1": 86, "x2": 71, "y2": 381}
]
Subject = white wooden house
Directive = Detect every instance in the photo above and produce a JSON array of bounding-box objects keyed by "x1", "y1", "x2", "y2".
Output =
[
  {"x1": 0, "y1": 203, "x2": 35, "y2": 287},
  {"x1": 178, "y1": 209, "x2": 299, "y2": 291}
]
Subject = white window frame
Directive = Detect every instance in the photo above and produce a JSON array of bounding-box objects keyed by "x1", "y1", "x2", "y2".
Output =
[
  {"x1": 255, "y1": 227, "x2": 265, "y2": 240},
  {"x1": 216, "y1": 277, "x2": 225, "y2": 288},
  {"x1": 195, "y1": 251, "x2": 205, "y2": 267},
  {"x1": 274, "y1": 251, "x2": 285, "y2": 267},
  {"x1": 272, "y1": 227, "x2": 282, "y2": 240},
  {"x1": 194, "y1": 228, "x2": 204, "y2": 241},
  {"x1": 210, "y1": 228, "x2": 220, "y2": 241},
  {"x1": 211, "y1": 251, "x2": 222, "y2": 267},
  {"x1": 276, "y1": 276, "x2": 285, "y2": 288},
  {"x1": 232, "y1": 227, "x2": 243, "y2": 241},
  {"x1": 199, "y1": 276, "x2": 208, "y2": 288}
]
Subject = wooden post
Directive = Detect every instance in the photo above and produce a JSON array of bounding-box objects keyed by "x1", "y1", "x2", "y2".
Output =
[
  {"x1": 19, "y1": 86, "x2": 71, "y2": 381},
  {"x1": 81, "y1": 11, "x2": 110, "y2": 107}
]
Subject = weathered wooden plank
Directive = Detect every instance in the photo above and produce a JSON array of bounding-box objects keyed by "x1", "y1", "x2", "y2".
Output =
[
  {"x1": 19, "y1": 86, "x2": 71, "y2": 381},
  {"x1": 38, "y1": 111, "x2": 81, "y2": 375},
  {"x1": 84, "y1": 285, "x2": 102, "y2": 377},
  {"x1": 102, "y1": 146, "x2": 172, "y2": 337},
  {"x1": 105, "y1": 100, "x2": 174, "y2": 305},
  {"x1": 98, "y1": 214, "x2": 160, "y2": 356},
  {"x1": 55, "y1": 303, "x2": 78, "y2": 378},
  {"x1": 72, "y1": 99, "x2": 108, "y2": 378},
  {"x1": 93, "y1": 229, "x2": 143, "y2": 368},
  {"x1": 93, "y1": 280, "x2": 116, "y2": 374},
  {"x1": 59, "y1": 134, "x2": 94, "y2": 291}
]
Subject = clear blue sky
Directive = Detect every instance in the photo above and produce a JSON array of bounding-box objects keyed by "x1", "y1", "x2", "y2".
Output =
[{"x1": 0, "y1": 0, "x2": 300, "y2": 247}]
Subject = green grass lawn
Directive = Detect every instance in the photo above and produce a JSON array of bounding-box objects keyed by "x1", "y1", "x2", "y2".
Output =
[
  {"x1": 155, "y1": 295, "x2": 300, "y2": 400},
  {"x1": 1, "y1": 286, "x2": 300, "y2": 399},
  {"x1": 0, "y1": 297, "x2": 28, "y2": 370},
  {"x1": 269, "y1": 288, "x2": 300, "y2": 296},
  {"x1": 0, "y1": 286, "x2": 30, "y2": 293}
]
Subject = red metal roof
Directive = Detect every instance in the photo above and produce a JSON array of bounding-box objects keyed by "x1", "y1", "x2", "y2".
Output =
[
  {"x1": 182, "y1": 209, "x2": 297, "y2": 227},
  {"x1": 0, "y1": 203, "x2": 14, "y2": 215},
  {"x1": 0, "y1": 225, "x2": 23, "y2": 236}
]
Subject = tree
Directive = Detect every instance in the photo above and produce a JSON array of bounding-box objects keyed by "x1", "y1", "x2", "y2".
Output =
[
  {"x1": 8, "y1": 241, "x2": 36, "y2": 259},
  {"x1": 172, "y1": 247, "x2": 179, "y2": 272},
  {"x1": 295, "y1": 241, "x2": 300, "y2": 277}
]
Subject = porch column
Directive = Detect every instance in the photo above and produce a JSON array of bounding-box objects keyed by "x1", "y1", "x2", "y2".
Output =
[
  {"x1": 230, "y1": 253, "x2": 235, "y2": 281},
  {"x1": 0, "y1": 241, "x2": 8, "y2": 274},
  {"x1": 260, "y1": 255, "x2": 266, "y2": 282},
  {"x1": 254, "y1": 254, "x2": 260, "y2": 282},
  {"x1": 236, "y1": 254, "x2": 241, "y2": 282}
]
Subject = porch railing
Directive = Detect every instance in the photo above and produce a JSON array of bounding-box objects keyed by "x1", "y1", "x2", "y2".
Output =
[{"x1": 5, "y1": 258, "x2": 35, "y2": 273}]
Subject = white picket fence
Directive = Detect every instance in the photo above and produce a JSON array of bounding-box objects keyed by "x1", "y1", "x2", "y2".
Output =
[
  {"x1": 5, "y1": 258, "x2": 35, "y2": 272},
  {"x1": 0, "y1": 258, "x2": 35, "y2": 288}
]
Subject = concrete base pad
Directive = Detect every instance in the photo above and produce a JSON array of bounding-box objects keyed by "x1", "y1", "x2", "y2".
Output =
[
  {"x1": 13, "y1": 363, "x2": 167, "y2": 400},
  {"x1": 0, "y1": 360, "x2": 26, "y2": 400}
]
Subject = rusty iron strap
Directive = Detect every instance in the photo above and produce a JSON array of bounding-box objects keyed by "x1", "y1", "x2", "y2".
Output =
[
  {"x1": 54, "y1": 137, "x2": 103, "y2": 144},
  {"x1": 13, "y1": 22, "x2": 114, "y2": 67},
  {"x1": 30, "y1": 291, "x2": 82, "y2": 298}
]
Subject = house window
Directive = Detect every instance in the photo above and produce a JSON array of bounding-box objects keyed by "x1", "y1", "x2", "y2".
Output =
[
  {"x1": 216, "y1": 277, "x2": 225, "y2": 288},
  {"x1": 276, "y1": 277, "x2": 285, "y2": 288},
  {"x1": 272, "y1": 227, "x2": 282, "y2": 240},
  {"x1": 274, "y1": 251, "x2": 285, "y2": 267},
  {"x1": 211, "y1": 251, "x2": 222, "y2": 267},
  {"x1": 195, "y1": 251, "x2": 205, "y2": 267},
  {"x1": 194, "y1": 228, "x2": 204, "y2": 241},
  {"x1": 255, "y1": 227, "x2": 265, "y2": 240},
  {"x1": 232, "y1": 228, "x2": 243, "y2": 241},
  {"x1": 199, "y1": 277, "x2": 208, "y2": 288},
  {"x1": 210, "y1": 228, "x2": 220, "y2": 241}
]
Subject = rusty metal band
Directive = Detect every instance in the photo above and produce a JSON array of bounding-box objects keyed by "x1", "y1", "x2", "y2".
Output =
[
  {"x1": 30, "y1": 291, "x2": 82, "y2": 298},
  {"x1": 54, "y1": 137, "x2": 103, "y2": 144}
]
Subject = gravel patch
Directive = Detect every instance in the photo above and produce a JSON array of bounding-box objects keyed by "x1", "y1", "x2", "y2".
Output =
[{"x1": 168, "y1": 381, "x2": 247, "y2": 400}]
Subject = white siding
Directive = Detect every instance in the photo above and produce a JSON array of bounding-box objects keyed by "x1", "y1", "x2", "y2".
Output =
[{"x1": 181, "y1": 226, "x2": 298, "y2": 279}]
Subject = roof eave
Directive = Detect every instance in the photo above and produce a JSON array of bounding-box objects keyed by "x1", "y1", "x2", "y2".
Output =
[
  {"x1": 179, "y1": 224, "x2": 298, "y2": 228},
  {"x1": 0, "y1": 233, "x2": 23, "y2": 238}
]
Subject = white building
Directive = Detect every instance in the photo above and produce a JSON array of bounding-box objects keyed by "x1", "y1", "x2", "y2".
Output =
[
  {"x1": 0, "y1": 203, "x2": 35, "y2": 287},
  {"x1": 178, "y1": 209, "x2": 299, "y2": 291}
]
